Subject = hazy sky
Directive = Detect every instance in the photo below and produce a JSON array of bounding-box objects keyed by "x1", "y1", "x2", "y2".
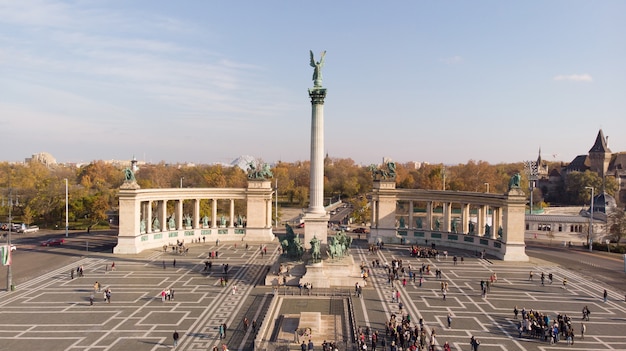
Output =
[{"x1": 1, "y1": 1, "x2": 625, "y2": 166}]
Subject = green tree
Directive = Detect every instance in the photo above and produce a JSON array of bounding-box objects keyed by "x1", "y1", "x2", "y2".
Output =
[
  {"x1": 565, "y1": 171, "x2": 618, "y2": 205},
  {"x1": 607, "y1": 207, "x2": 626, "y2": 243},
  {"x1": 82, "y1": 194, "x2": 110, "y2": 233},
  {"x1": 22, "y1": 205, "x2": 35, "y2": 226}
]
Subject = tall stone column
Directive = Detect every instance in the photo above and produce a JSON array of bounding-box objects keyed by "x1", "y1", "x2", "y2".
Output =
[{"x1": 303, "y1": 87, "x2": 330, "y2": 248}]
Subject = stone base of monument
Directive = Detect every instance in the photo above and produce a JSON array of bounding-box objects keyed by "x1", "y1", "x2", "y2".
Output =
[
  {"x1": 255, "y1": 296, "x2": 351, "y2": 350},
  {"x1": 300, "y1": 254, "x2": 362, "y2": 288}
]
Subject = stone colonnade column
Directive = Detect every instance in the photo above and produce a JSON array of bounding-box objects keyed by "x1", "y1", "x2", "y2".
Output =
[
  {"x1": 461, "y1": 203, "x2": 469, "y2": 233},
  {"x1": 193, "y1": 199, "x2": 200, "y2": 229},
  {"x1": 211, "y1": 199, "x2": 218, "y2": 228},
  {"x1": 408, "y1": 201, "x2": 414, "y2": 229},
  {"x1": 372, "y1": 200, "x2": 378, "y2": 228},
  {"x1": 443, "y1": 202, "x2": 451, "y2": 232},
  {"x1": 159, "y1": 201, "x2": 167, "y2": 232},
  {"x1": 229, "y1": 199, "x2": 235, "y2": 227},
  {"x1": 176, "y1": 200, "x2": 183, "y2": 229}
]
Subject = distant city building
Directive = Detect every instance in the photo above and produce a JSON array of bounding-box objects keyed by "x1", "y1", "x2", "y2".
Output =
[
  {"x1": 536, "y1": 129, "x2": 626, "y2": 204},
  {"x1": 230, "y1": 155, "x2": 256, "y2": 171},
  {"x1": 25, "y1": 152, "x2": 57, "y2": 166}
]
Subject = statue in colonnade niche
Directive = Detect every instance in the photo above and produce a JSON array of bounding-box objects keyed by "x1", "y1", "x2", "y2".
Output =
[
  {"x1": 485, "y1": 224, "x2": 491, "y2": 236},
  {"x1": 399, "y1": 217, "x2": 405, "y2": 228},
  {"x1": 152, "y1": 217, "x2": 160, "y2": 231},
  {"x1": 435, "y1": 218, "x2": 440, "y2": 230},
  {"x1": 140, "y1": 219, "x2": 146, "y2": 233},
  {"x1": 168, "y1": 215, "x2": 176, "y2": 230},
  {"x1": 469, "y1": 222, "x2": 475, "y2": 234},
  {"x1": 202, "y1": 215, "x2": 209, "y2": 227},
  {"x1": 451, "y1": 220, "x2": 457, "y2": 233},
  {"x1": 220, "y1": 215, "x2": 226, "y2": 227},
  {"x1": 416, "y1": 218, "x2": 423, "y2": 229},
  {"x1": 184, "y1": 214, "x2": 192, "y2": 228}
]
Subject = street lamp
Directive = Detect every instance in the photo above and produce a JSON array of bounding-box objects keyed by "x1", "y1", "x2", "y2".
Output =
[
  {"x1": 65, "y1": 178, "x2": 69, "y2": 238},
  {"x1": 585, "y1": 186, "x2": 594, "y2": 252},
  {"x1": 524, "y1": 161, "x2": 538, "y2": 214},
  {"x1": 484, "y1": 183, "x2": 489, "y2": 193},
  {"x1": 180, "y1": 177, "x2": 184, "y2": 188},
  {"x1": 3, "y1": 189, "x2": 16, "y2": 292}
]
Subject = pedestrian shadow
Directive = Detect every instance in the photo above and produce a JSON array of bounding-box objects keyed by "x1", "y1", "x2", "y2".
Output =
[
  {"x1": 139, "y1": 341, "x2": 169, "y2": 347},
  {"x1": 186, "y1": 332, "x2": 212, "y2": 338}
]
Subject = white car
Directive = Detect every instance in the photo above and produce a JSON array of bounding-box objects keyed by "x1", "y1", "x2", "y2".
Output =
[{"x1": 10, "y1": 244, "x2": 16, "y2": 252}]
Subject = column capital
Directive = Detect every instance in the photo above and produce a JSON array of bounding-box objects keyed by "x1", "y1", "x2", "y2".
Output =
[{"x1": 308, "y1": 88, "x2": 327, "y2": 105}]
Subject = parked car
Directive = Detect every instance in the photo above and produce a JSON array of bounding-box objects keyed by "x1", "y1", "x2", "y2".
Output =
[
  {"x1": 352, "y1": 227, "x2": 368, "y2": 234},
  {"x1": 339, "y1": 225, "x2": 351, "y2": 232},
  {"x1": 18, "y1": 225, "x2": 39, "y2": 233},
  {"x1": 41, "y1": 238, "x2": 66, "y2": 246},
  {"x1": 10, "y1": 244, "x2": 16, "y2": 251}
]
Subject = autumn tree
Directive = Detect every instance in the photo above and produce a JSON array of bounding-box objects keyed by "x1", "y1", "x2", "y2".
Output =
[{"x1": 564, "y1": 171, "x2": 618, "y2": 205}]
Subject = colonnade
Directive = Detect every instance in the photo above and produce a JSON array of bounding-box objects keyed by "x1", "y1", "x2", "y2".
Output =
[
  {"x1": 114, "y1": 180, "x2": 274, "y2": 254},
  {"x1": 369, "y1": 181, "x2": 528, "y2": 261}
]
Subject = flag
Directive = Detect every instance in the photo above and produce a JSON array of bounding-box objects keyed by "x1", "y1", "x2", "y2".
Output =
[{"x1": 0, "y1": 245, "x2": 12, "y2": 266}]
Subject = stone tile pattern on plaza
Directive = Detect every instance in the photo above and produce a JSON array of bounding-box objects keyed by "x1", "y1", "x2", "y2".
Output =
[{"x1": 1, "y1": 242, "x2": 626, "y2": 351}]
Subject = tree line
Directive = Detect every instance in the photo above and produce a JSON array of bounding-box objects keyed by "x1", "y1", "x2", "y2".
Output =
[{"x1": 0, "y1": 158, "x2": 623, "y2": 241}]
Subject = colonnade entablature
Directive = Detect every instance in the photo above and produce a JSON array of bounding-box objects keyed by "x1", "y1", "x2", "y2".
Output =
[
  {"x1": 114, "y1": 180, "x2": 275, "y2": 254},
  {"x1": 369, "y1": 180, "x2": 528, "y2": 261}
]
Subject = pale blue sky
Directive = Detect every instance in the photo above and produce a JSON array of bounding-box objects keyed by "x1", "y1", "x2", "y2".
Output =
[{"x1": 1, "y1": 1, "x2": 625, "y2": 165}]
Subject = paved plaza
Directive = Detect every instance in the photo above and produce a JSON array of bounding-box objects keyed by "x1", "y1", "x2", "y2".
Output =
[{"x1": 1, "y1": 239, "x2": 626, "y2": 351}]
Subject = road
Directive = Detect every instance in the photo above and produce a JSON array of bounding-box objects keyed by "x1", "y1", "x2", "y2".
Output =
[{"x1": 526, "y1": 240, "x2": 626, "y2": 295}]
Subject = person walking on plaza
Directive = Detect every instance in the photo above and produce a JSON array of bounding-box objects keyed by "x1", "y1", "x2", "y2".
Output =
[
  {"x1": 580, "y1": 322, "x2": 586, "y2": 340},
  {"x1": 173, "y1": 330, "x2": 179, "y2": 347},
  {"x1": 470, "y1": 335, "x2": 480, "y2": 351},
  {"x1": 603, "y1": 289, "x2": 608, "y2": 302},
  {"x1": 528, "y1": 271, "x2": 533, "y2": 280},
  {"x1": 219, "y1": 324, "x2": 225, "y2": 339},
  {"x1": 447, "y1": 313, "x2": 452, "y2": 329}
]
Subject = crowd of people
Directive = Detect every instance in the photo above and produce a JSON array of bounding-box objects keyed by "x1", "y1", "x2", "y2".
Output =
[{"x1": 513, "y1": 306, "x2": 584, "y2": 345}]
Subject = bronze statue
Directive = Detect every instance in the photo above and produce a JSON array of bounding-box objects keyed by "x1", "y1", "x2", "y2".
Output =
[
  {"x1": 282, "y1": 224, "x2": 304, "y2": 259},
  {"x1": 247, "y1": 162, "x2": 273, "y2": 180},
  {"x1": 310, "y1": 50, "x2": 326, "y2": 87},
  {"x1": 369, "y1": 162, "x2": 397, "y2": 181},
  {"x1": 509, "y1": 173, "x2": 521, "y2": 190},
  {"x1": 310, "y1": 236, "x2": 321, "y2": 262},
  {"x1": 123, "y1": 168, "x2": 136, "y2": 182}
]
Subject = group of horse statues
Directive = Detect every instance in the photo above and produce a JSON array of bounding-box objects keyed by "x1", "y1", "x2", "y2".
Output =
[
  {"x1": 369, "y1": 161, "x2": 397, "y2": 181},
  {"x1": 280, "y1": 224, "x2": 352, "y2": 263},
  {"x1": 247, "y1": 162, "x2": 273, "y2": 180}
]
